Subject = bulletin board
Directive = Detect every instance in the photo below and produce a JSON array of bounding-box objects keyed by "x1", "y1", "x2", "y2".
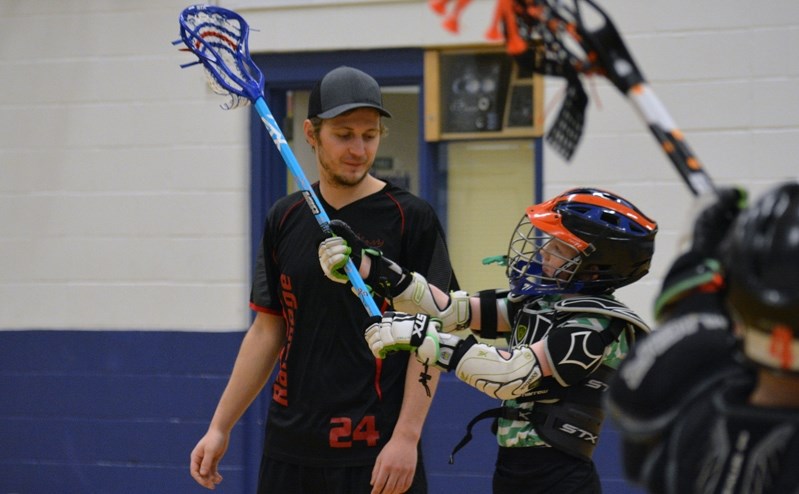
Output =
[{"x1": 424, "y1": 46, "x2": 544, "y2": 141}]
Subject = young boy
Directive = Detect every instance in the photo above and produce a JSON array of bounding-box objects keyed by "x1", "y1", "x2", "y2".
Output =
[{"x1": 319, "y1": 187, "x2": 658, "y2": 493}]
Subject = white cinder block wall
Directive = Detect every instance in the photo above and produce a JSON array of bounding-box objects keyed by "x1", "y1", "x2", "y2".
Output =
[
  {"x1": 2, "y1": 0, "x2": 798, "y2": 330},
  {"x1": 0, "y1": 1, "x2": 251, "y2": 331}
]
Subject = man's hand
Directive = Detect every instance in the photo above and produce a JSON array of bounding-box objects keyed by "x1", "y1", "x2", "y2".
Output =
[
  {"x1": 318, "y1": 219, "x2": 376, "y2": 284},
  {"x1": 363, "y1": 312, "x2": 441, "y2": 364},
  {"x1": 318, "y1": 235, "x2": 352, "y2": 284},
  {"x1": 189, "y1": 429, "x2": 228, "y2": 489},
  {"x1": 370, "y1": 433, "x2": 418, "y2": 494}
]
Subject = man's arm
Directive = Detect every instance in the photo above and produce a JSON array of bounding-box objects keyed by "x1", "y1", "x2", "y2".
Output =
[
  {"x1": 190, "y1": 311, "x2": 285, "y2": 489},
  {"x1": 370, "y1": 356, "x2": 440, "y2": 494}
]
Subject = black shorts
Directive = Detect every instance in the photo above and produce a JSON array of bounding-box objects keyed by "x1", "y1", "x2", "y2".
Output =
[
  {"x1": 258, "y1": 453, "x2": 427, "y2": 494},
  {"x1": 493, "y1": 446, "x2": 600, "y2": 494}
]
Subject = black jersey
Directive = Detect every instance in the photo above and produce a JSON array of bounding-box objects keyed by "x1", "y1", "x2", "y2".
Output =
[
  {"x1": 606, "y1": 306, "x2": 799, "y2": 494},
  {"x1": 250, "y1": 181, "x2": 457, "y2": 466}
]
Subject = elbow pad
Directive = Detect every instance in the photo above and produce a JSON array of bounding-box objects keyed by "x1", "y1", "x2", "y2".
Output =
[
  {"x1": 393, "y1": 271, "x2": 471, "y2": 332},
  {"x1": 453, "y1": 339, "x2": 543, "y2": 400}
]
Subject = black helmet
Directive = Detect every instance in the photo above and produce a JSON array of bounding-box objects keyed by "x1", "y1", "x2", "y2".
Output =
[
  {"x1": 507, "y1": 188, "x2": 658, "y2": 297},
  {"x1": 723, "y1": 182, "x2": 799, "y2": 373}
]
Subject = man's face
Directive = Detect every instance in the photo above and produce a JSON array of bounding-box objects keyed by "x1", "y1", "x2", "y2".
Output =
[{"x1": 313, "y1": 108, "x2": 382, "y2": 188}]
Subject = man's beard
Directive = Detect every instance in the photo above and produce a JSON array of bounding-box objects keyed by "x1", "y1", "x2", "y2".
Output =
[{"x1": 320, "y1": 157, "x2": 371, "y2": 187}]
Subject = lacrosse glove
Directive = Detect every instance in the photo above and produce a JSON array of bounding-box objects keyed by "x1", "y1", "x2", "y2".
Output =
[
  {"x1": 655, "y1": 187, "x2": 746, "y2": 320},
  {"x1": 318, "y1": 219, "x2": 413, "y2": 297}
]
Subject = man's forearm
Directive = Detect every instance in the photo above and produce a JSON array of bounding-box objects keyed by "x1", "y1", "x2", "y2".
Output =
[
  {"x1": 392, "y1": 356, "x2": 440, "y2": 442},
  {"x1": 209, "y1": 313, "x2": 284, "y2": 433}
]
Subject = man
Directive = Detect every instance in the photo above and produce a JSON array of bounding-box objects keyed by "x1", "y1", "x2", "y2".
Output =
[
  {"x1": 320, "y1": 188, "x2": 658, "y2": 493},
  {"x1": 605, "y1": 184, "x2": 799, "y2": 493},
  {"x1": 190, "y1": 66, "x2": 458, "y2": 494}
]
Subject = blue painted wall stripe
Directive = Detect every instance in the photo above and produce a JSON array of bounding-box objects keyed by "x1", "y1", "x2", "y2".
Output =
[{"x1": 0, "y1": 330, "x2": 644, "y2": 493}]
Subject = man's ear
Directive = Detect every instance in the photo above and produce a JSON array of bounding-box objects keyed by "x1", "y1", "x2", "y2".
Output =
[{"x1": 303, "y1": 119, "x2": 316, "y2": 148}]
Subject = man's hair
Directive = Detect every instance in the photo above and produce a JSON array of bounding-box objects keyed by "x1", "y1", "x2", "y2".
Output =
[{"x1": 308, "y1": 112, "x2": 388, "y2": 140}]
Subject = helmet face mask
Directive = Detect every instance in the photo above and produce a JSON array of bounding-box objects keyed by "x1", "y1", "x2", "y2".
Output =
[
  {"x1": 506, "y1": 224, "x2": 584, "y2": 296},
  {"x1": 506, "y1": 188, "x2": 657, "y2": 298}
]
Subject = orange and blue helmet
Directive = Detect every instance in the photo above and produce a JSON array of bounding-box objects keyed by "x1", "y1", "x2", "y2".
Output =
[{"x1": 506, "y1": 187, "x2": 658, "y2": 297}]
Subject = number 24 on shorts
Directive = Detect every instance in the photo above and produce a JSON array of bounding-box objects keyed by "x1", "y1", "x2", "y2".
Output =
[{"x1": 329, "y1": 415, "x2": 380, "y2": 448}]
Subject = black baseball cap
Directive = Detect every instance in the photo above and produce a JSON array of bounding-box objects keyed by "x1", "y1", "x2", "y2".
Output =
[{"x1": 307, "y1": 66, "x2": 392, "y2": 119}]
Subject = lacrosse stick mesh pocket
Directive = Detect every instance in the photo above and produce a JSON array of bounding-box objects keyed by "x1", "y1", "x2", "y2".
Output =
[
  {"x1": 180, "y1": 7, "x2": 255, "y2": 109},
  {"x1": 545, "y1": 77, "x2": 588, "y2": 161}
]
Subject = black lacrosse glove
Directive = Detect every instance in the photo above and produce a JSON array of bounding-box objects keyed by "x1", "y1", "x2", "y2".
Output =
[
  {"x1": 655, "y1": 187, "x2": 746, "y2": 320},
  {"x1": 690, "y1": 187, "x2": 747, "y2": 258},
  {"x1": 326, "y1": 220, "x2": 411, "y2": 299},
  {"x1": 327, "y1": 220, "x2": 372, "y2": 270}
]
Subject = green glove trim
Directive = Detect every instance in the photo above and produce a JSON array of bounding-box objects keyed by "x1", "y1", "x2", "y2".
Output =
[
  {"x1": 379, "y1": 343, "x2": 416, "y2": 360},
  {"x1": 654, "y1": 258, "x2": 722, "y2": 320},
  {"x1": 331, "y1": 241, "x2": 353, "y2": 282}
]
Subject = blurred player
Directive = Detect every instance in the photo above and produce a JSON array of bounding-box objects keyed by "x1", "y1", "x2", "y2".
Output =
[{"x1": 605, "y1": 184, "x2": 799, "y2": 493}]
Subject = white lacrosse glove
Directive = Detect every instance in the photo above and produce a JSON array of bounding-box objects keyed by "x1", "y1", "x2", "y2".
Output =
[
  {"x1": 364, "y1": 312, "x2": 442, "y2": 364},
  {"x1": 318, "y1": 236, "x2": 352, "y2": 284}
]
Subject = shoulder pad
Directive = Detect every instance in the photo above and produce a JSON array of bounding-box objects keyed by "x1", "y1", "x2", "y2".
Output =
[{"x1": 553, "y1": 296, "x2": 650, "y2": 335}]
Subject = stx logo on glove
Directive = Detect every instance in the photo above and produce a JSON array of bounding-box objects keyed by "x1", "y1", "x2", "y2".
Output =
[{"x1": 413, "y1": 315, "x2": 427, "y2": 340}]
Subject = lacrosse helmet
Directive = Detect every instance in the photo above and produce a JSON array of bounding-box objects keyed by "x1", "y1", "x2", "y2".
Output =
[
  {"x1": 722, "y1": 182, "x2": 799, "y2": 373},
  {"x1": 507, "y1": 188, "x2": 658, "y2": 297}
]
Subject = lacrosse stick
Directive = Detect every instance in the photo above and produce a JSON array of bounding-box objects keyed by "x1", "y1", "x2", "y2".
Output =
[
  {"x1": 173, "y1": 4, "x2": 381, "y2": 316},
  {"x1": 434, "y1": 0, "x2": 716, "y2": 196}
]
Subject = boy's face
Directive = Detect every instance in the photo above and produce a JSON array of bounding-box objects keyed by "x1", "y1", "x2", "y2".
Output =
[{"x1": 540, "y1": 238, "x2": 578, "y2": 280}]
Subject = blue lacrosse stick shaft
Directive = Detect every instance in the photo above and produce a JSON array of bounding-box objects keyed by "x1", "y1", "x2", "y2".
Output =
[{"x1": 253, "y1": 98, "x2": 381, "y2": 317}]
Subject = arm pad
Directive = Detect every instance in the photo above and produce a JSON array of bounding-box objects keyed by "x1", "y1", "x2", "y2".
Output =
[
  {"x1": 451, "y1": 337, "x2": 543, "y2": 400},
  {"x1": 393, "y1": 271, "x2": 471, "y2": 332},
  {"x1": 473, "y1": 289, "x2": 510, "y2": 339}
]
